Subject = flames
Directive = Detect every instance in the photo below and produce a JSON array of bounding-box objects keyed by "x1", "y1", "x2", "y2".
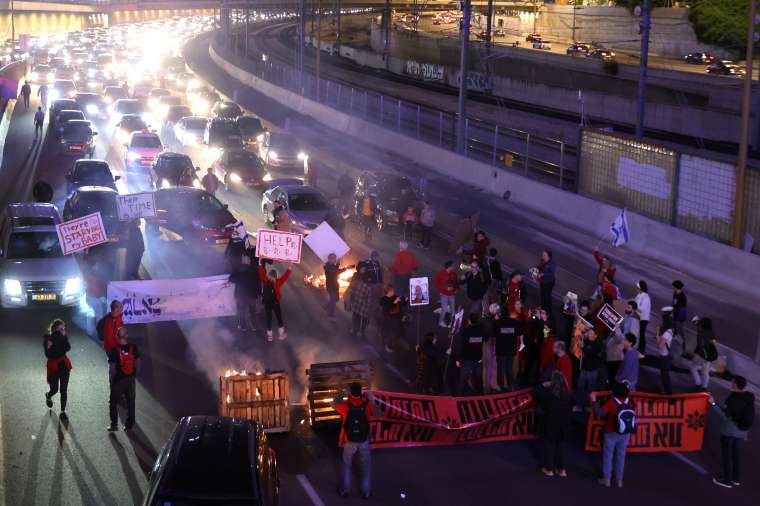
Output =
[
  {"x1": 224, "y1": 369, "x2": 264, "y2": 378},
  {"x1": 303, "y1": 267, "x2": 356, "y2": 295}
]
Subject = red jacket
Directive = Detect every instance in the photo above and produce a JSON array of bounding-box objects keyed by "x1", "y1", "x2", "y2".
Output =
[
  {"x1": 540, "y1": 335, "x2": 556, "y2": 370},
  {"x1": 434, "y1": 270, "x2": 458, "y2": 296},
  {"x1": 599, "y1": 397, "x2": 636, "y2": 433},
  {"x1": 389, "y1": 250, "x2": 417, "y2": 276},
  {"x1": 555, "y1": 354, "x2": 573, "y2": 391},
  {"x1": 401, "y1": 210, "x2": 418, "y2": 224},
  {"x1": 103, "y1": 313, "x2": 123, "y2": 353},
  {"x1": 259, "y1": 266, "x2": 292, "y2": 304},
  {"x1": 464, "y1": 236, "x2": 490, "y2": 261},
  {"x1": 594, "y1": 250, "x2": 617, "y2": 284},
  {"x1": 335, "y1": 395, "x2": 373, "y2": 447}
]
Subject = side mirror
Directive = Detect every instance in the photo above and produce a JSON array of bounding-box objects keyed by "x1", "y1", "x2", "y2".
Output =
[{"x1": 114, "y1": 175, "x2": 121, "y2": 181}]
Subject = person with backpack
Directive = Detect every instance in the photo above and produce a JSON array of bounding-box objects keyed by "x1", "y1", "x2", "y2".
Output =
[
  {"x1": 98, "y1": 300, "x2": 124, "y2": 353},
  {"x1": 107, "y1": 327, "x2": 140, "y2": 431},
  {"x1": 336, "y1": 382, "x2": 373, "y2": 499},
  {"x1": 591, "y1": 381, "x2": 637, "y2": 488},
  {"x1": 258, "y1": 261, "x2": 292, "y2": 341},
  {"x1": 44, "y1": 319, "x2": 72, "y2": 421},
  {"x1": 690, "y1": 317, "x2": 718, "y2": 392},
  {"x1": 709, "y1": 375, "x2": 755, "y2": 489}
]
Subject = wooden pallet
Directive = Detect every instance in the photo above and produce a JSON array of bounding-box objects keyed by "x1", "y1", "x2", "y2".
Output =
[
  {"x1": 219, "y1": 371, "x2": 290, "y2": 433},
  {"x1": 306, "y1": 360, "x2": 372, "y2": 427}
]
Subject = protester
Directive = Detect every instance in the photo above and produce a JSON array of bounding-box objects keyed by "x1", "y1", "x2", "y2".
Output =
[
  {"x1": 552, "y1": 341, "x2": 573, "y2": 389},
  {"x1": 201, "y1": 167, "x2": 220, "y2": 195},
  {"x1": 44, "y1": 319, "x2": 72, "y2": 421},
  {"x1": 98, "y1": 300, "x2": 124, "y2": 353},
  {"x1": 359, "y1": 192, "x2": 375, "y2": 241},
  {"x1": 388, "y1": 241, "x2": 417, "y2": 296},
  {"x1": 107, "y1": 327, "x2": 140, "y2": 431},
  {"x1": 481, "y1": 304, "x2": 501, "y2": 392},
  {"x1": 324, "y1": 253, "x2": 348, "y2": 321},
  {"x1": 416, "y1": 332, "x2": 444, "y2": 394},
  {"x1": 490, "y1": 305, "x2": 516, "y2": 390},
  {"x1": 418, "y1": 201, "x2": 435, "y2": 248},
  {"x1": 709, "y1": 375, "x2": 755, "y2": 489},
  {"x1": 536, "y1": 249, "x2": 556, "y2": 312},
  {"x1": 229, "y1": 244, "x2": 261, "y2": 332},
  {"x1": 484, "y1": 248, "x2": 503, "y2": 306},
  {"x1": 379, "y1": 285, "x2": 404, "y2": 354},
  {"x1": 509, "y1": 300, "x2": 530, "y2": 386},
  {"x1": 450, "y1": 213, "x2": 479, "y2": 253},
  {"x1": 460, "y1": 260, "x2": 490, "y2": 316},
  {"x1": 574, "y1": 328, "x2": 603, "y2": 412},
  {"x1": 434, "y1": 260, "x2": 458, "y2": 328},
  {"x1": 258, "y1": 262, "x2": 292, "y2": 341},
  {"x1": 272, "y1": 200, "x2": 292, "y2": 232},
  {"x1": 672, "y1": 280, "x2": 687, "y2": 340},
  {"x1": 125, "y1": 219, "x2": 145, "y2": 280},
  {"x1": 691, "y1": 317, "x2": 718, "y2": 392},
  {"x1": 608, "y1": 301, "x2": 639, "y2": 382},
  {"x1": 34, "y1": 106, "x2": 44, "y2": 137},
  {"x1": 592, "y1": 247, "x2": 616, "y2": 299},
  {"x1": 360, "y1": 251, "x2": 383, "y2": 286},
  {"x1": 535, "y1": 370, "x2": 573, "y2": 477},
  {"x1": 460, "y1": 230, "x2": 490, "y2": 261},
  {"x1": 337, "y1": 169, "x2": 354, "y2": 199},
  {"x1": 336, "y1": 382, "x2": 373, "y2": 499},
  {"x1": 400, "y1": 206, "x2": 418, "y2": 242},
  {"x1": 20, "y1": 80, "x2": 32, "y2": 110},
  {"x1": 657, "y1": 310, "x2": 675, "y2": 395},
  {"x1": 634, "y1": 280, "x2": 651, "y2": 355},
  {"x1": 540, "y1": 319, "x2": 557, "y2": 373},
  {"x1": 591, "y1": 381, "x2": 636, "y2": 488},
  {"x1": 456, "y1": 314, "x2": 485, "y2": 396},
  {"x1": 505, "y1": 271, "x2": 527, "y2": 307},
  {"x1": 345, "y1": 267, "x2": 372, "y2": 339},
  {"x1": 615, "y1": 333, "x2": 639, "y2": 392}
]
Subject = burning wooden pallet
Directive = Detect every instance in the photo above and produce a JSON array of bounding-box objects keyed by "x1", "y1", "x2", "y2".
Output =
[
  {"x1": 306, "y1": 360, "x2": 372, "y2": 427},
  {"x1": 219, "y1": 370, "x2": 290, "y2": 433}
]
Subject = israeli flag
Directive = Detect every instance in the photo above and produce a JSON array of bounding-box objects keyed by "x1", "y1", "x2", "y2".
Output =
[
  {"x1": 229, "y1": 221, "x2": 248, "y2": 242},
  {"x1": 610, "y1": 209, "x2": 630, "y2": 247}
]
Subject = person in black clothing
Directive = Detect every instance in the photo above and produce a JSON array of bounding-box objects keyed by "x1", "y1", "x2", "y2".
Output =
[
  {"x1": 20, "y1": 80, "x2": 32, "y2": 110},
  {"x1": 337, "y1": 170, "x2": 354, "y2": 199},
  {"x1": 535, "y1": 370, "x2": 573, "y2": 477},
  {"x1": 709, "y1": 375, "x2": 755, "y2": 489},
  {"x1": 379, "y1": 285, "x2": 404, "y2": 355},
  {"x1": 574, "y1": 328, "x2": 604, "y2": 411},
  {"x1": 456, "y1": 314, "x2": 485, "y2": 396},
  {"x1": 229, "y1": 244, "x2": 261, "y2": 331},
  {"x1": 672, "y1": 280, "x2": 687, "y2": 338},
  {"x1": 461, "y1": 260, "x2": 490, "y2": 317},
  {"x1": 538, "y1": 249, "x2": 556, "y2": 313},
  {"x1": 44, "y1": 319, "x2": 72, "y2": 421},
  {"x1": 491, "y1": 305, "x2": 517, "y2": 390},
  {"x1": 125, "y1": 219, "x2": 145, "y2": 280},
  {"x1": 324, "y1": 253, "x2": 348, "y2": 321},
  {"x1": 484, "y1": 248, "x2": 503, "y2": 305},
  {"x1": 416, "y1": 332, "x2": 444, "y2": 394},
  {"x1": 107, "y1": 327, "x2": 141, "y2": 431},
  {"x1": 359, "y1": 251, "x2": 383, "y2": 286}
]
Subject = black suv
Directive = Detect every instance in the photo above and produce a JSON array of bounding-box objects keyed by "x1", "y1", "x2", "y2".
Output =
[
  {"x1": 353, "y1": 171, "x2": 420, "y2": 231},
  {"x1": 142, "y1": 416, "x2": 279, "y2": 506}
]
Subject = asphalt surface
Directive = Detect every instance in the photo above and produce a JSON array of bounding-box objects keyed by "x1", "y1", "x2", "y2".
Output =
[{"x1": 0, "y1": 31, "x2": 759, "y2": 506}]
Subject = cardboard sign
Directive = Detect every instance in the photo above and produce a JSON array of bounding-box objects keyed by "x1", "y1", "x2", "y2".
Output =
[
  {"x1": 597, "y1": 303, "x2": 624, "y2": 331},
  {"x1": 56, "y1": 212, "x2": 108, "y2": 255},
  {"x1": 409, "y1": 277, "x2": 430, "y2": 306},
  {"x1": 117, "y1": 192, "x2": 156, "y2": 221},
  {"x1": 303, "y1": 221, "x2": 350, "y2": 262},
  {"x1": 255, "y1": 228, "x2": 303, "y2": 263}
]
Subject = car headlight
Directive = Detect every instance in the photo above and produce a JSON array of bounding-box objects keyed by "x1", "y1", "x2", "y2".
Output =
[
  {"x1": 256, "y1": 134, "x2": 264, "y2": 142},
  {"x1": 230, "y1": 172, "x2": 242, "y2": 182},
  {"x1": 161, "y1": 178, "x2": 171, "y2": 188},
  {"x1": 141, "y1": 112, "x2": 151, "y2": 122},
  {"x1": 104, "y1": 96, "x2": 113, "y2": 104},
  {"x1": 117, "y1": 128, "x2": 129, "y2": 143},
  {"x1": 4, "y1": 279, "x2": 22, "y2": 297},
  {"x1": 262, "y1": 173, "x2": 272, "y2": 182},
  {"x1": 64, "y1": 277, "x2": 82, "y2": 296},
  {"x1": 86, "y1": 104, "x2": 99, "y2": 114},
  {"x1": 148, "y1": 97, "x2": 158, "y2": 108},
  {"x1": 31, "y1": 72, "x2": 38, "y2": 81},
  {"x1": 50, "y1": 89, "x2": 60, "y2": 101},
  {"x1": 297, "y1": 152, "x2": 306, "y2": 160},
  {"x1": 207, "y1": 147, "x2": 221, "y2": 161},
  {"x1": 193, "y1": 179, "x2": 202, "y2": 189},
  {"x1": 47, "y1": 71, "x2": 55, "y2": 81},
  {"x1": 127, "y1": 151, "x2": 141, "y2": 161},
  {"x1": 268, "y1": 150, "x2": 278, "y2": 160},
  {"x1": 74, "y1": 72, "x2": 80, "y2": 81}
]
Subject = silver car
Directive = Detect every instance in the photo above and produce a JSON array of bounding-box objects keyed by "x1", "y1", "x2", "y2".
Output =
[
  {"x1": 261, "y1": 184, "x2": 333, "y2": 235},
  {"x1": 0, "y1": 203, "x2": 82, "y2": 309},
  {"x1": 173, "y1": 116, "x2": 208, "y2": 147}
]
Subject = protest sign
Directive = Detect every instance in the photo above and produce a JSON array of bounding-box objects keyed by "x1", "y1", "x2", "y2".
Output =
[
  {"x1": 55, "y1": 212, "x2": 108, "y2": 255},
  {"x1": 303, "y1": 221, "x2": 350, "y2": 262},
  {"x1": 597, "y1": 303, "x2": 624, "y2": 331},
  {"x1": 256, "y1": 228, "x2": 303, "y2": 263},
  {"x1": 366, "y1": 389, "x2": 538, "y2": 448},
  {"x1": 585, "y1": 391, "x2": 710, "y2": 453},
  {"x1": 107, "y1": 275, "x2": 236, "y2": 324},
  {"x1": 409, "y1": 277, "x2": 429, "y2": 306},
  {"x1": 117, "y1": 192, "x2": 156, "y2": 221}
]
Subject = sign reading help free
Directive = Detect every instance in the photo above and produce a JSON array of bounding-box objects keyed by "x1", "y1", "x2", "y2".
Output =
[
  {"x1": 117, "y1": 192, "x2": 156, "y2": 221},
  {"x1": 255, "y1": 228, "x2": 303, "y2": 263},
  {"x1": 55, "y1": 212, "x2": 109, "y2": 255}
]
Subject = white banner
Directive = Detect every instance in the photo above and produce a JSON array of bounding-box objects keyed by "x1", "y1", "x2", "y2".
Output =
[
  {"x1": 117, "y1": 192, "x2": 157, "y2": 221},
  {"x1": 107, "y1": 275, "x2": 236, "y2": 324}
]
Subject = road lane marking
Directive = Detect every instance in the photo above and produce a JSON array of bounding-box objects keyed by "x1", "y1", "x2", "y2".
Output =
[
  {"x1": 0, "y1": 393, "x2": 5, "y2": 506},
  {"x1": 670, "y1": 451, "x2": 709, "y2": 476},
  {"x1": 296, "y1": 474, "x2": 326, "y2": 506}
]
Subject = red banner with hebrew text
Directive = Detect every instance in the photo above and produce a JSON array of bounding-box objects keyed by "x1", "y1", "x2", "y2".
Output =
[
  {"x1": 367, "y1": 389, "x2": 539, "y2": 448},
  {"x1": 585, "y1": 391, "x2": 710, "y2": 453}
]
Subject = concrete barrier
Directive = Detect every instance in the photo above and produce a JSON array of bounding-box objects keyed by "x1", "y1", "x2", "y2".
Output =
[{"x1": 0, "y1": 99, "x2": 17, "y2": 171}]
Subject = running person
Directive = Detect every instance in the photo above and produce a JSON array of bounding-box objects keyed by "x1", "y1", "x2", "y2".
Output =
[{"x1": 44, "y1": 319, "x2": 72, "y2": 421}]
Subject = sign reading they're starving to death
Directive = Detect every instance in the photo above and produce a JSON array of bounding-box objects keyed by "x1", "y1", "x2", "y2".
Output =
[
  {"x1": 55, "y1": 212, "x2": 108, "y2": 255},
  {"x1": 117, "y1": 192, "x2": 156, "y2": 221},
  {"x1": 256, "y1": 228, "x2": 303, "y2": 263}
]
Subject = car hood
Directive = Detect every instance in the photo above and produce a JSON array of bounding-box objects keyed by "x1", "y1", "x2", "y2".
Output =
[
  {"x1": 289, "y1": 209, "x2": 330, "y2": 226},
  {"x1": 1, "y1": 257, "x2": 81, "y2": 281}
]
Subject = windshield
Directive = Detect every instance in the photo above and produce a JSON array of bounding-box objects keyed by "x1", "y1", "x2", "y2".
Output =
[
  {"x1": 211, "y1": 122, "x2": 240, "y2": 136},
  {"x1": 116, "y1": 101, "x2": 144, "y2": 114},
  {"x1": 131, "y1": 136, "x2": 161, "y2": 148},
  {"x1": 62, "y1": 123, "x2": 92, "y2": 136},
  {"x1": 78, "y1": 192, "x2": 117, "y2": 217},
  {"x1": 157, "y1": 158, "x2": 192, "y2": 178},
  {"x1": 183, "y1": 192, "x2": 225, "y2": 213},
  {"x1": 6, "y1": 232, "x2": 63, "y2": 259},
  {"x1": 184, "y1": 118, "x2": 207, "y2": 129},
  {"x1": 288, "y1": 192, "x2": 328, "y2": 211},
  {"x1": 227, "y1": 152, "x2": 259, "y2": 166},
  {"x1": 120, "y1": 117, "x2": 147, "y2": 131},
  {"x1": 74, "y1": 162, "x2": 109, "y2": 179},
  {"x1": 238, "y1": 117, "x2": 263, "y2": 135},
  {"x1": 270, "y1": 135, "x2": 299, "y2": 152}
]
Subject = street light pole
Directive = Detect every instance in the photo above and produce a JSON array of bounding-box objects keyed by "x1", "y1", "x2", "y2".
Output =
[
  {"x1": 733, "y1": 0, "x2": 757, "y2": 248},
  {"x1": 635, "y1": 0, "x2": 651, "y2": 139},
  {"x1": 10, "y1": 0, "x2": 15, "y2": 43},
  {"x1": 456, "y1": 0, "x2": 471, "y2": 154},
  {"x1": 572, "y1": 0, "x2": 577, "y2": 42}
]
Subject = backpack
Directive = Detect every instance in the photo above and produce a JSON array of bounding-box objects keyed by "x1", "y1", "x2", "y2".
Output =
[
  {"x1": 615, "y1": 398, "x2": 637, "y2": 435},
  {"x1": 343, "y1": 400, "x2": 370, "y2": 443},
  {"x1": 96, "y1": 315, "x2": 109, "y2": 342},
  {"x1": 262, "y1": 282, "x2": 276, "y2": 305},
  {"x1": 118, "y1": 345, "x2": 136, "y2": 376}
]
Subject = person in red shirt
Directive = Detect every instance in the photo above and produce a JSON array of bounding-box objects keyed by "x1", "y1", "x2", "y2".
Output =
[
  {"x1": 400, "y1": 206, "x2": 418, "y2": 243},
  {"x1": 102, "y1": 300, "x2": 124, "y2": 353},
  {"x1": 258, "y1": 262, "x2": 292, "y2": 341},
  {"x1": 335, "y1": 382, "x2": 373, "y2": 499},
  {"x1": 505, "y1": 271, "x2": 526, "y2": 308},
  {"x1": 591, "y1": 382, "x2": 636, "y2": 488},
  {"x1": 388, "y1": 241, "x2": 417, "y2": 297},
  {"x1": 593, "y1": 247, "x2": 617, "y2": 297},
  {"x1": 460, "y1": 230, "x2": 490, "y2": 261},
  {"x1": 552, "y1": 340, "x2": 573, "y2": 391},
  {"x1": 434, "y1": 260, "x2": 458, "y2": 328}
]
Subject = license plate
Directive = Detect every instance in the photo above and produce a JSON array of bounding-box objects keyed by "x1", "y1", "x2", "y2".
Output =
[
  {"x1": 32, "y1": 293, "x2": 57, "y2": 301},
  {"x1": 70, "y1": 146, "x2": 82, "y2": 150},
  {"x1": 215, "y1": 238, "x2": 230, "y2": 245}
]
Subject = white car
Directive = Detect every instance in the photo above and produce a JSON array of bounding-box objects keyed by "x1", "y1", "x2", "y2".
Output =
[
  {"x1": 0, "y1": 203, "x2": 82, "y2": 309},
  {"x1": 173, "y1": 116, "x2": 207, "y2": 147}
]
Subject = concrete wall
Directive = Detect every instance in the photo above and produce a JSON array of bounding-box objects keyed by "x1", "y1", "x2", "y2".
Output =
[
  {"x1": 0, "y1": 12, "x2": 92, "y2": 39},
  {"x1": 108, "y1": 8, "x2": 217, "y2": 26}
]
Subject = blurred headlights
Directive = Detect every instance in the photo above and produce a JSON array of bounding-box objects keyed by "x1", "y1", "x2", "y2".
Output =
[
  {"x1": 193, "y1": 179, "x2": 202, "y2": 189},
  {"x1": 50, "y1": 89, "x2": 60, "y2": 101},
  {"x1": 230, "y1": 172, "x2": 242, "y2": 183},
  {"x1": 297, "y1": 152, "x2": 306, "y2": 160},
  {"x1": 268, "y1": 150, "x2": 278, "y2": 160},
  {"x1": 4, "y1": 279, "x2": 22, "y2": 297},
  {"x1": 104, "y1": 96, "x2": 113, "y2": 104},
  {"x1": 30, "y1": 72, "x2": 38, "y2": 81},
  {"x1": 64, "y1": 277, "x2": 82, "y2": 296},
  {"x1": 256, "y1": 134, "x2": 264, "y2": 142},
  {"x1": 127, "y1": 151, "x2": 141, "y2": 161},
  {"x1": 86, "y1": 104, "x2": 99, "y2": 114},
  {"x1": 47, "y1": 71, "x2": 55, "y2": 81},
  {"x1": 148, "y1": 97, "x2": 158, "y2": 108},
  {"x1": 207, "y1": 147, "x2": 221, "y2": 161},
  {"x1": 262, "y1": 173, "x2": 272, "y2": 182},
  {"x1": 161, "y1": 178, "x2": 171, "y2": 188}
]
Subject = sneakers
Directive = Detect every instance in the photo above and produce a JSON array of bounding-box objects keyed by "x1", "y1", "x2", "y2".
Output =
[
  {"x1": 384, "y1": 345, "x2": 393, "y2": 353},
  {"x1": 615, "y1": 480, "x2": 623, "y2": 488},
  {"x1": 713, "y1": 477, "x2": 733, "y2": 489},
  {"x1": 107, "y1": 424, "x2": 119, "y2": 432},
  {"x1": 278, "y1": 327, "x2": 287, "y2": 340},
  {"x1": 597, "y1": 478, "x2": 611, "y2": 488},
  {"x1": 541, "y1": 468, "x2": 554, "y2": 477},
  {"x1": 732, "y1": 481, "x2": 741, "y2": 487},
  {"x1": 556, "y1": 469, "x2": 567, "y2": 478},
  {"x1": 266, "y1": 330, "x2": 273, "y2": 342},
  {"x1": 45, "y1": 393, "x2": 53, "y2": 409}
]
